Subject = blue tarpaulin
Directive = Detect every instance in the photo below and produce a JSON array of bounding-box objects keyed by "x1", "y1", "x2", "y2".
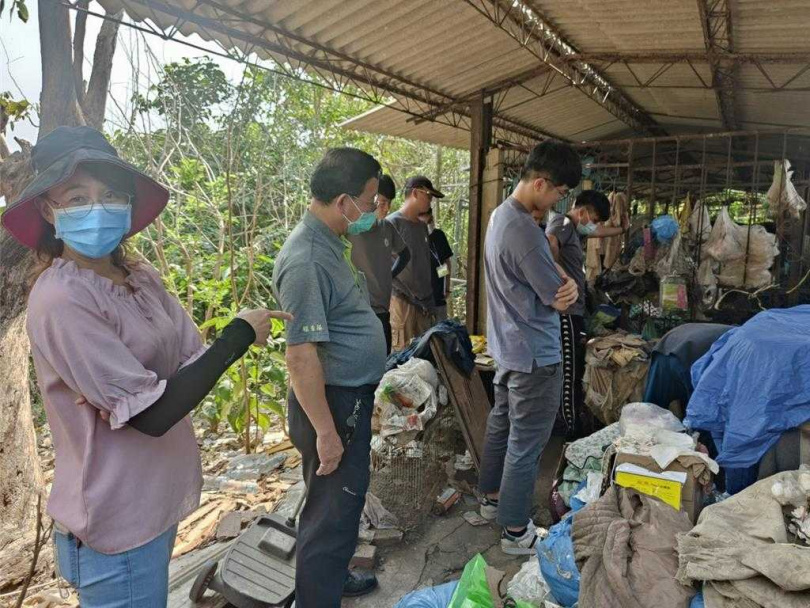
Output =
[{"x1": 686, "y1": 306, "x2": 810, "y2": 469}]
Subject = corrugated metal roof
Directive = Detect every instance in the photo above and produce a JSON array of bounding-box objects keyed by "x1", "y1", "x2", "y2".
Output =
[{"x1": 96, "y1": 0, "x2": 810, "y2": 149}]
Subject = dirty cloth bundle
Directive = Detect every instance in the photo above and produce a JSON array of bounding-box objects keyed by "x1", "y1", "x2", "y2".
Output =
[
  {"x1": 677, "y1": 470, "x2": 810, "y2": 608},
  {"x1": 572, "y1": 485, "x2": 695, "y2": 608},
  {"x1": 583, "y1": 333, "x2": 651, "y2": 424}
]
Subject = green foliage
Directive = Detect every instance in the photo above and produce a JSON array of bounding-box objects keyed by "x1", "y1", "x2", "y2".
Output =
[
  {"x1": 1, "y1": 0, "x2": 28, "y2": 22},
  {"x1": 0, "y1": 91, "x2": 31, "y2": 130},
  {"x1": 112, "y1": 58, "x2": 468, "y2": 444}
]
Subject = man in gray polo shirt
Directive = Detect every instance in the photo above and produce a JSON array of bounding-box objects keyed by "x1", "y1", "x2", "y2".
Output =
[
  {"x1": 273, "y1": 148, "x2": 386, "y2": 607},
  {"x1": 388, "y1": 175, "x2": 444, "y2": 350},
  {"x1": 349, "y1": 174, "x2": 410, "y2": 354},
  {"x1": 478, "y1": 141, "x2": 581, "y2": 554}
]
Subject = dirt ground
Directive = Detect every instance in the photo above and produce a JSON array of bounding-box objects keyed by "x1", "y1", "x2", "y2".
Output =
[{"x1": 343, "y1": 436, "x2": 564, "y2": 607}]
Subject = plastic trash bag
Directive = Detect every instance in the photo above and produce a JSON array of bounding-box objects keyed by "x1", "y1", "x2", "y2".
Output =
[
  {"x1": 395, "y1": 581, "x2": 459, "y2": 608},
  {"x1": 448, "y1": 554, "x2": 534, "y2": 608},
  {"x1": 690, "y1": 591, "x2": 705, "y2": 608},
  {"x1": 704, "y1": 207, "x2": 745, "y2": 262},
  {"x1": 689, "y1": 201, "x2": 712, "y2": 243},
  {"x1": 651, "y1": 215, "x2": 679, "y2": 244},
  {"x1": 619, "y1": 402, "x2": 685, "y2": 435},
  {"x1": 768, "y1": 160, "x2": 807, "y2": 220},
  {"x1": 536, "y1": 517, "x2": 580, "y2": 608},
  {"x1": 507, "y1": 557, "x2": 553, "y2": 606}
]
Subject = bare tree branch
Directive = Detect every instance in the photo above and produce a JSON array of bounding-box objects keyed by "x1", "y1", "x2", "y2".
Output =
[
  {"x1": 82, "y1": 10, "x2": 121, "y2": 130},
  {"x1": 72, "y1": 0, "x2": 90, "y2": 104}
]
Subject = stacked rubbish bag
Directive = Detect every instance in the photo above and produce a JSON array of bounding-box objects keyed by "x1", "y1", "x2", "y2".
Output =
[
  {"x1": 702, "y1": 206, "x2": 779, "y2": 289},
  {"x1": 583, "y1": 332, "x2": 652, "y2": 424},
  {"x1": 373, "y1": 357, "x2": 448, "y2": 448}
]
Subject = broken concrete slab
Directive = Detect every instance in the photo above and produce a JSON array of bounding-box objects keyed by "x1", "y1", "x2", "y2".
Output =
[
  {"x1": 462, "y1": 511, "x2": 490, "y2": 527},
  {"x1": 225, "y1": 452, "x2": 287, "y2": 481},
  {"x1": 215, "y1": 512, "x2": 243, "y2": 540}
]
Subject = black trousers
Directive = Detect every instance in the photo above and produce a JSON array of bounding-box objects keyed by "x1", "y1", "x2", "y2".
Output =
[
  {"x1": 376, "y1": 311, "x2": 392, "y2": 355},
  {"x1": 560, "y1": 314, "x2": 591, "y2": 439},
  {"x1": 287, "y1": 384, "x2": 375, "y2": 608}
]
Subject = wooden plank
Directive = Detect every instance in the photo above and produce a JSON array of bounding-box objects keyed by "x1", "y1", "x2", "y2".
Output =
[{"x1": 430, "y1": 337, "x2": 490, "y2": 470}]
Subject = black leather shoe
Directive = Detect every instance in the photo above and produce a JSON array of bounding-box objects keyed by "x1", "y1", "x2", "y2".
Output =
[{"x1": 342, "y1": 569, "x2": 378, "y2": 597}]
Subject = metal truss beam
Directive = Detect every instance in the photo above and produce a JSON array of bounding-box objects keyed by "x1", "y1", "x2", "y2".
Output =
[
  {"x1": 462, "y1": 0, "x2": 664, "y2": 136},
  {"x1": 697, "y1": 0, "x2": 738, "y2": 130},
  {"x1": 550, "y1": 51, "x2": 810, "y2": 65},
  {"x1": 72, "y1": 0, "x2": 556, "y2": 147}
]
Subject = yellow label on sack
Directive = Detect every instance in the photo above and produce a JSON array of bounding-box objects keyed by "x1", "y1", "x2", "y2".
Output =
[{"x1": 615, "y1": 471, "x2": 683, "y2": 510}]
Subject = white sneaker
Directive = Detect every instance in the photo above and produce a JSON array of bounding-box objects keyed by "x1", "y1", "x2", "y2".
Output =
[
  {"x1": 501, "y1": 520, "x2": 544, "y2": 555},
  {"x1": 479, "y1": 497, "x2": 498, "y2": 521}
]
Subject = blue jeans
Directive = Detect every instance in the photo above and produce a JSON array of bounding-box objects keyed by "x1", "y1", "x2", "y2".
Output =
[
  {"x1": 479, "y1": 362, "x2": 562, "y2": 528},
  {"x1": 54, "y1": 524, "x2": 177, "y2": 608}
]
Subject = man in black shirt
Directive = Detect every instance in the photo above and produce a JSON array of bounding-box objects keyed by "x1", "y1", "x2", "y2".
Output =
[{"x1": 419, "y1": 207, "x2": 454, "y2": 321}]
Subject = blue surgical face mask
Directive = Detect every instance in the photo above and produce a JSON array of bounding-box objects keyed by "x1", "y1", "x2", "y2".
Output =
[
  {"x1": 344, "y1": 196, "x2": 377, "y2": 236},
  {"x1": 53, "y1": 204, "x2": 132, "y2": 258},
  {"x1": 577, "y1": 221, "x2": 598, "y2": 237},
  {"x1": 576, "y1": 210, "x2": 598, "y2": 236}
]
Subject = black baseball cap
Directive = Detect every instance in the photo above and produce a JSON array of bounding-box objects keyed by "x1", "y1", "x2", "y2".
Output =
[{"x1": 404, "y1": 175, "x2": 445, "y2": 198}]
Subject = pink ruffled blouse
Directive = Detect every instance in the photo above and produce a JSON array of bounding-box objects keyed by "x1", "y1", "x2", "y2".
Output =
[{"x1": 27, "y1": 258, "x2": 204, "y2": 554}]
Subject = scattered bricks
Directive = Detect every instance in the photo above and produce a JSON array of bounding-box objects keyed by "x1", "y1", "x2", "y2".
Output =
[
  {"x1": 349, "y1": 544, "x2": 377, "y2": 569},
  {"x1": 371, "y1": 528, "x2": 404, "y2": 546}
]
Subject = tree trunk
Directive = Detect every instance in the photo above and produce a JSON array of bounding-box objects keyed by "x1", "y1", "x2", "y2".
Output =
[
  {"x1": 38, "y1": 1, "x2": 85, "y2": 136},
  {"x1": 0, "y1": 146, "x2": 44, "y2": 591},
  {"x1": 0, "y1": 1, "x2": 120, "y2": 591}
]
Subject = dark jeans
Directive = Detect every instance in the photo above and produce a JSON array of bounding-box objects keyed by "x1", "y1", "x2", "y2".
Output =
[
  {"x1": 643, "y1": 353, "x2": 692, "y2": 410},
  {"x1": 479, "y1": 362, "x2": 562, "y2": 528},
  {"x1": 287, "y1": 384, "x2": 375, "y2": 608},
  {"x1": 376, "y1": 311, "x2": 392, "y2": 355}
]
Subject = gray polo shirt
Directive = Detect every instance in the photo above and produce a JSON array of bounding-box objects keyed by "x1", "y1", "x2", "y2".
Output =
[
  {"x1": 273, "y1": 211, "x2": 387, "y2": 387},
  {"x1": 388, "y1": 210, "x2": 434, "y2": 309},
  {"x1": 348, "y1": 219, "x2": 407, "y2": 314},
  {"x1": 546, "y1": 212, "x2": 586, "y2": 317},
  {"x1": 485, "y1": 197, "x2": 565, "y2": 373}
]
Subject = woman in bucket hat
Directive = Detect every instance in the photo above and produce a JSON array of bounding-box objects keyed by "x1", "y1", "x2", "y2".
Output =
[{"x1": 3, "y1": 126, "x2": 291, "y2": 607}]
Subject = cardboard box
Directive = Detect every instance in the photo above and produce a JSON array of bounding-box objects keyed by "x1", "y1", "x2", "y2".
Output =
[{"x1": 612, "y1": 451, "x2": 706, "y2": 523}]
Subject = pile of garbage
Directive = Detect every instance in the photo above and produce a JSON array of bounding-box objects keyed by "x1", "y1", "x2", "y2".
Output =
[
  {"x1": 583, "y1": 332, "x2": 652, "y2": 424},
  {"x1": 373, "y1": 358, "x2": 448, "y2": 447}
]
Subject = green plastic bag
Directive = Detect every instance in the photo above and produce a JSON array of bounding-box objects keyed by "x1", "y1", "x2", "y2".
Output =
[{"x1": 448, "y1": 554, "x2": 533, "y2": 608}]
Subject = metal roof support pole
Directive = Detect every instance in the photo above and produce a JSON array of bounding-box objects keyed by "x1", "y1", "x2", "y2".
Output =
[
  {"x1": 697, "y1": 0, "x2": 739, "y2": 131},
  {"x1": 649, "y1": 141, "x2": 658, "y2": 220},
  {"x1": 466, "y1": 93, "x2": 493, "y2": 334},
  {"x1": 743, "y1": 134, "x2": 760, "y2": 286}
]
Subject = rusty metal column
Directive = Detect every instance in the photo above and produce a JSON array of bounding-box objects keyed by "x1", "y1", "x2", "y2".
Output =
[{"x1": 465, "y1": 92, "x2": 492, "y2": 334}]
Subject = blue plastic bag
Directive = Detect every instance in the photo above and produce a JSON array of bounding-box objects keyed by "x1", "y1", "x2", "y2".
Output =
[
  {"x1": 395, "y1": 581, "x2": 459, "y2": 608},
  {"x1": 651, "y1": 215, "x2": 679, "y2": 243},
  {"x1": 536, "y1": 515, "x2": 580, "y2": 607},
  {"x1": 690, "y1": 590, "x2": 705, "y2": 608}
]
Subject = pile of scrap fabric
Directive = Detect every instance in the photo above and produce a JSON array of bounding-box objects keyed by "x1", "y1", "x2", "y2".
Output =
[
  {"x1": 555, "y1": 423, "x2": 620, "y2": 513},
  {"x1": 677, "y1": 470, "x2": 810, "y2": 607},
  {"x1": 583, "y1": 332, "x2": 652, "y2": 424},
  {"x1": 572, "y1": 485, "x2": 696, "y2": 608}
]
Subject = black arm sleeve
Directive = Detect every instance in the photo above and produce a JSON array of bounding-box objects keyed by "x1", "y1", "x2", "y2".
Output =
[
  {"x1": 128, "y1": 318, "x2": 256, "y2": 437},
  {"x1": 391, "y1": 246, "x2": 410, "y2": 278}
]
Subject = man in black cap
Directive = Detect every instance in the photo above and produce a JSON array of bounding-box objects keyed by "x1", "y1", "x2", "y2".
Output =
[{"x1": 387, "y1": 176, "x2": 444, "y2": 350}]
